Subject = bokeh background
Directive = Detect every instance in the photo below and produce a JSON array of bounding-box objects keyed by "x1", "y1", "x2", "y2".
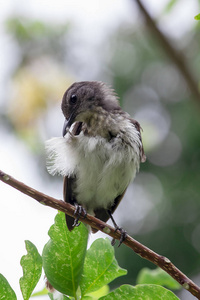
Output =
[{"x1": 0, "y1": 0, "x2": 200, "y2": 299}]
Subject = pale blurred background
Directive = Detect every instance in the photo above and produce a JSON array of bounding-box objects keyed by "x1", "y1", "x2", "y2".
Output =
[{"x1": 0, "y1": 0, "x2": 200, "y2": 299}]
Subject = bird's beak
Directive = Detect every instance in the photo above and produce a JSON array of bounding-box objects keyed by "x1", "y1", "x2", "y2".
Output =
[
  {"x1": 62, "y1": 113, "x2": 75, "y2": 137},
  {"x1": 62, "y1": 119, "x2": 68, "y2": 137}
]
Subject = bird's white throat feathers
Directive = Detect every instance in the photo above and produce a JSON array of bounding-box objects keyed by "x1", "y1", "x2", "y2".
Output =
[{"x1": 45, "y1": 119, "x2": 141, "y2": 210}]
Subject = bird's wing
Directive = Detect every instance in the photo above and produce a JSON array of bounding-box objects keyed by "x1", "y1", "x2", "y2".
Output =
[
  {"x1": 63, "y1": 176, "x2": 76, "y2": 231},
  {"x1": 63, "y1": 121, "x2": 82, "y2": 231},
  {"x1": 93, "y1": 118, "x2": 146, "y2": 233},
  {"x1": 129, "y1": 118, "x2": 146, "y2": 163},
  {"x1": 92, "y1": 189, "x2": 127, "y2": 233}
]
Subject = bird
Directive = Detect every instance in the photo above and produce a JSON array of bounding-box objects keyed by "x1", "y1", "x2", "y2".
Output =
[{"x1": 45, "y1": 81, "x2": 146, "y2": 246}]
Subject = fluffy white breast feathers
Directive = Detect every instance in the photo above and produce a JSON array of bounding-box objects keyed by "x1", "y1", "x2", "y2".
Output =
[{"x1": 45, "y1": 119, "x2": 142, "y2": 179}]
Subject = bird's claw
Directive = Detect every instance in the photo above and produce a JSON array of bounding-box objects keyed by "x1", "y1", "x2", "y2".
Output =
[
  {"x1": 73, "y1": 204, "x2": 87, "y2": 227},
  {"x1": 111, "y1": 227, "x2": 127, "y2": 247},
  {"x1": 66, "y1": 127, "x2": 75, "y2": 138}
]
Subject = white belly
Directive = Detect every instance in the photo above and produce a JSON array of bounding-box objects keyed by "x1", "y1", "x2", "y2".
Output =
[
  {"x1": 73, "y1": 134, "x2": 140, "y2": 210},
  {"x1": 45, "y1": 122, "x2": 141, "y2": 211}
]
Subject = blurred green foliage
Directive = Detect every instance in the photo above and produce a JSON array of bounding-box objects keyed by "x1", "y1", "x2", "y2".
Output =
[
  {"x1": 2, "y1": 2, "x2": 200, "y2": 299},
  {"x1": 194, "y1": 14, "x2": 200, "y2": 21},
  {"x1": 107, "y1": 14, "x2": 200, "y2": 299},
  {"x1": 6, "y1": 17, "x2": 70, "y2": 64}
]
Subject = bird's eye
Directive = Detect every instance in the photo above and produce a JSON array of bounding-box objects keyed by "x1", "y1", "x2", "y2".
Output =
[{"x1": 70, "y1": 94, "x2": 77, "y2": 104}]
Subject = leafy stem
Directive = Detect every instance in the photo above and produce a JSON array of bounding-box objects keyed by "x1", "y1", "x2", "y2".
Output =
[{"x1": 0, "y1": 169, "x2": 200, "y2": 299}]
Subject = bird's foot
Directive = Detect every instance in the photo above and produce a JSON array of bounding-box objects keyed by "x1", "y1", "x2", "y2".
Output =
[
  {"x1": 66, "y1": 127, "x2": 75, "y2": 138},
  {"x1": 108, "y1": 210, "x2": 127, "y2": 247},
  {"x1": 73, "y1": 204, "x2": 87, "y2": 227},
  {"x1": 111, "y1": 227, "x2": 127, "y2": 247}
]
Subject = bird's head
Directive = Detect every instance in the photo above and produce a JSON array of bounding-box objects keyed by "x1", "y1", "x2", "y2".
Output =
[{"x1": 61, "y1": 81, "x2": 120, "y2": 136}]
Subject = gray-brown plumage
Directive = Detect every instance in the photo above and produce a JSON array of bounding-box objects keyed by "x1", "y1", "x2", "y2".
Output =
[{"x1": 46, "y1": 81, "x2": 146, "y2": 238}]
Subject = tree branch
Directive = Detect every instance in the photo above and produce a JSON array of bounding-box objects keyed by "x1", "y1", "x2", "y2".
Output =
[
  {"x1": 0, "y1": 169, "x2": 200, "y2": 299},
  {"x1": 134, "y1": 0, "x2": 200, "y2": 105}
]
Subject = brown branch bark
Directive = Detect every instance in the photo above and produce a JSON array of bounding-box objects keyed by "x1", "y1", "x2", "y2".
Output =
[
  {"x1": 134, "y1": 0, "x2": 200, "y2": 105},
  {"x1": 0, "y1": 170, "x2": 200, "y2": 298}
]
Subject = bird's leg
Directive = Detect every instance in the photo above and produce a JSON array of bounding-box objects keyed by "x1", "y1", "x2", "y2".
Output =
[
  {"x1": 68, "y1": 130, "x2": 75, "y2": 138},
  {"x1": 66, "y1": 127, "x2": 75, "y2": 138},
  {"x1": 73, "y1": 203, "x2": 87, "y2": 227},
  {"x1": 108, "y1": 210, "x2": 127, "y2": 247}
]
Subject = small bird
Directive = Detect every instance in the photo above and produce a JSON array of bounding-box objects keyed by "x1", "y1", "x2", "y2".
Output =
[{"x1": 46, "y1": 81, "x2": 146, "y2": 245}]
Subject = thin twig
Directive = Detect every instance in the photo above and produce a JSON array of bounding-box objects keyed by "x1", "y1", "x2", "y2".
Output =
[
  {"x1": 134, "y1": 0, "x2": 200, "y2": 104},
  {"x1": 0, "y1": 169, "x2": 200, "y2": 298}
]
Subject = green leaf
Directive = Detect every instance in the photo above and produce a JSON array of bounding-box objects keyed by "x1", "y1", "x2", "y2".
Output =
[
  {"x1": 31, "y1": 287, "x2": 48, "y2": 297},
  {"x1": 20, "y1": 240, "x2": 42, "y2": 300},
  {"x1": 194, "y1": 14, "x2": 200, "y2": 20},
  {"x1": 80, "y1": 238, "x2": 127, "y2": 296},
  {"x1": 0, "y1": 274, "x2": 17, "y2": 300},
  {"x1": 99, "y1": 284, "x2": 180, "y2": 300},
  {"x1": 48, "y1": 294, "x2": 71, "y2": 300},
  {"x1": 42, "y1": 212, "x2": 88, "y2": 297},
  {"x1": 163, "y1": 0, "x2": 179, "y2": 14},
  {"x1": 137, "y1": 267, "x2": 181, "y2": 290},
  {"x1": 87, "y1": 285, "x2": 109, "y2": 299}
]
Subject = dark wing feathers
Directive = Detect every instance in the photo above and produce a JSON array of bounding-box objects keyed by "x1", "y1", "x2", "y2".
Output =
[
  {"x1": 92, "y1": 189, "x2": 127, "y2": 233},
  {"x1": 129, "y1": 118, "x2": 146, "y2": 163},
  {"x1": 63, "y1": 177, "x2": 76, "y2": 231},
  {"x1": 92, "y1": 119, "x2": 146, "y2": 233}
]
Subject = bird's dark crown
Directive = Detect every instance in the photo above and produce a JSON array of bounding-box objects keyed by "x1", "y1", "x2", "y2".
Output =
[{"x1": 61, "y1": 81, "x2": 122, "y2": 125}]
